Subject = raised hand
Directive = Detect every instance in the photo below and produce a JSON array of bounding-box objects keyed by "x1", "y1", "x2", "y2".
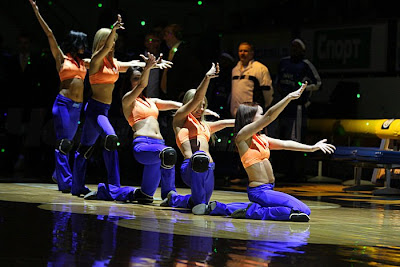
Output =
[
  {"x1": 311, "y1": 139, "x2": 336, "y2": 154},
  {"x1": 288, "y1": 81, "x2": 307, "y2": 100},
  {"x1": 112, "y1": 14, "x2": 124, "y2": 31},
  {"x1": 140, "y1": 53, "x2": 157, "y2": 69},
  {"x1": 156, "y1": 59, "x2": 173, "y2": 69},
  {"x1": 206, "y1": 62, "x2": 220, "y2": 78},
  {"x1": 29, "y1": 0, "x2": 39, "y2": 13}
]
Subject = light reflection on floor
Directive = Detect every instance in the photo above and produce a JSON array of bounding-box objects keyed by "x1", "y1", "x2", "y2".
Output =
[{"x1": 1, "y1": 183, "x2": 400, "y2": 266}]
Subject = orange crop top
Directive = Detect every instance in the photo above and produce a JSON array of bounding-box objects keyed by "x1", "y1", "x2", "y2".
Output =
[
  {"x1": 240, "y1": 134, "x2": 270, "y2": 168},
  {"x1": 89, "y1": 57, "x2": 119, "y2": 84},
  {"x1": 176, "y1": 113, "x2": 211, "y2": 148},
  {"x1": 128, "y1": 97, "x2": 159, "y2": 126},
  {"x1": 59, "y1": 54, "x2": 87, "y2": 82}
]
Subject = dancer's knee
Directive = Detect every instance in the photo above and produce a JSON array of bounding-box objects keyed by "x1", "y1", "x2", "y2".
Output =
[
  {"x1": 160, "y1": 147, "x2": 177, "y2": 169},
  {"x1": 104, "y1": 134, "x2": 118, "y2": 151},
  {"x1": 191, "y1": 152, "x2": 210, "y2": 173},
  {"x1": 56, "y1": 139, "x2": 74, "y2": 155}
]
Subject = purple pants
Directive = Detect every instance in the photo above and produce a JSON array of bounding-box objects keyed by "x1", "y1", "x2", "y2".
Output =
[
  {"x1": 169, "y1": 151, "x2": 215, "y2": 208},
  {"x1": 52, "y1": 94, "x2": 82, "y2": 192},
  {"x1": 72, "y1": 98, "x2": 134, "y2": 201},
  {"x1": 209, "y1": 201, "x2": 250, "y2": 216},
  {"x1": 246, "y1": 183, "x2": 311, "y2": 220},
  {"x1": 132, "y1": 136, "x2": 176, "y2": 199}
]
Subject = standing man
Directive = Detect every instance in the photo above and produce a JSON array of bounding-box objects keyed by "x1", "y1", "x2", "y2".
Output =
[
  {"x1": 160, "y1": 24, "x2": 202, "y2": 102},
  {"x1": 143, "y1": 31, "x2": 162, "y2": 98},
  {"x1": 230, "y1": 42, "x2": 273, "y2": 118},
  {"x1": 159, "y1": 24, "x2": 202, "y2": 147},
  {"x1": 275, "y1": 38, "x2": 321, "y2": 142},
  {"x1": 275, "y1": 38, "x2": 321, "y2": 180}
]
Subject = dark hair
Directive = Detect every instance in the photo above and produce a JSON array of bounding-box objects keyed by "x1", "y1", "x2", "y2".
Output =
[
  {"x1": 121, "y1": 66, "x2": 142, "y2": 95},
  {"x1": 61, "y1": 30, "x2": 88, "y2": 55},
  {"x1": 234, "y1": 102, "x2": 259, "y2": 136}
]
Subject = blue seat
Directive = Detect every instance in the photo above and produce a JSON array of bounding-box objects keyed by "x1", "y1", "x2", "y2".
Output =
[{"x1": 332, "y1": 146, "x2": 400, "y2": 195}]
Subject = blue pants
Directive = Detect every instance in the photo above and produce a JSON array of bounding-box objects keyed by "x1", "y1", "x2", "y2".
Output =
[
  {"x1": 246, "y1": 183, "x2": 310, "y2": 220},
  {"x1": 132, "y1": 136, "x2": 176, "y2": 199},
  {"x1": 52, "y1": 94, "x2": 82, "y2": 192},
  {"x1": 169, "y1": 151, "x2": 215, "y2": 208},
  {"x1": 209, "y1": 201, "x2": 250, "y2": 216},
  {"x1": 72, "y1": 98, "x2": 133, "y2": 201},
  {"x1": 96, "y1": 183, "x2": 136, "y2": 202}
]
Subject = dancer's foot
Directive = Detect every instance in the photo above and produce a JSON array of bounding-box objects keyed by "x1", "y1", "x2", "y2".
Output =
[
  {"x1": 160, "y1": 190, "x2": 176, "y2": 207},
  {"x1": 133, "y1": 189, "x2": 154, "y2": 204},
  {"x1": 83, "y1": 191, "x2": 98, "y2": 200},
  {"x1": 71, "y1": 187, "x2": 91, "y2": 197},
  {"x1": 192, "y1": 201, "x2": 217, "y2": 215},
  {"x1": 231, "y1": 203, "x2": 253, "y2": 219},
  {"x1": 289, "y1": 210, "x2": 310, "y2": 222}
]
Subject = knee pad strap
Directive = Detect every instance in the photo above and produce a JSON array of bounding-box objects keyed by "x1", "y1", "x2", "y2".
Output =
[
  {"x1": 104, "y1": 134, "x2": 118, "y2": 151},
  {"x1": 56, "y1": 139, "x2": 74, "y2": 155},
  {"x1": 77, "y1": 144, "x2": 94, "y2": 159}
]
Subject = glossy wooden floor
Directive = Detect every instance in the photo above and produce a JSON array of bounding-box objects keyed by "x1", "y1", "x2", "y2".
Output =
[
  {"x1": 1, "y1": 182, "x2": 400, "y2": 265},
  {"x1": 1, "y1": 183, "x2": 400, "y2": 244}
]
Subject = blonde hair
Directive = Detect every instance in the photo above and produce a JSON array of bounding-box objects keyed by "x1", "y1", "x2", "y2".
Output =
[
  {"x1": 182, "y1": 89, "x2": 208, "y2": 122},
  {"x1": 92, "y1": 28, "x2": 118, "y2": 54},
  {"x1": 182, "y1": 89, "x2": 216, "y2": 144}
]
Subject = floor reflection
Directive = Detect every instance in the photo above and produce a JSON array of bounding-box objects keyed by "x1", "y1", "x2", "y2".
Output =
[
  {"x1": 42, "y1": 203, "x2": 310, "y2": 266},
  {"x1": 2, "y1": 182, "x2": 400, "y2": 266}
]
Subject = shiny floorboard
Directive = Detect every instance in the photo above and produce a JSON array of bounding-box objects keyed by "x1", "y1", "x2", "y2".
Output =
[{"x1": 1, "y1": 182, "x2": 400, "y2": 266}]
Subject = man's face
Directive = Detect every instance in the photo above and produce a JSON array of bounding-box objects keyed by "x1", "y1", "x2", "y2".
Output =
[
  {"x1": 145, "y1": 34, "x2": 161, "y2": 55},
  {"x1": 163, "y1": 27, "x2": 174, "y2": 44},
  {"x1": 238, "y1": 44, "x2": 254, "y2": 65}
]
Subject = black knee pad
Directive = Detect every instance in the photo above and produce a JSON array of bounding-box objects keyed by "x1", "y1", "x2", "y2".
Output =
[
  {"x1": 56, "y1": 139, "x2": 74, "y2": 155},
  {"x1": 160, "y1": 147, "x2": 177, "y2": 169},
  {"x1": 191, "y1": 152, "x2": 210, "y2": 173},
  {"x1": 104, "y1": 134, "x2": 118, "y2": 151},
  {"x1": 77, "y1": 144, "x2": 94, "y2": 159}
]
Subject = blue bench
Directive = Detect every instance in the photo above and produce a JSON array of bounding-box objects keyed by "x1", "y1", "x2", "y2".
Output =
[{"x1": 332, "y1": 146, "x2": 400, "y2": 195}]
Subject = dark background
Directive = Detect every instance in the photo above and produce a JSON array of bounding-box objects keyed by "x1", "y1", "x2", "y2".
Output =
[{"x1": 0, "y1": 0, "x2": 399, "y2": 186}]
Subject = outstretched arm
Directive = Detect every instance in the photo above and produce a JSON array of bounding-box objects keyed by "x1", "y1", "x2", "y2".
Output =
[
  {"x1": 121, "y1": 53, "x2": 157, "y2": 121},
  {"x1": 90, "y1": 14, "x2": 124, "y2": 73},
  {"x1": 208, "y1": 119, "x2": 235, "y2": 134},
  {"x1": 153, "y1": 99, "x2": 182, "y2": 111},
  {"x1": 29, "y1": 0, "x2": 63, "y2": 69},
  {"x1": 268, "y1": 137, "x2": 336, "y2": 154},
  {"x1": 173, "y1": 63, "x2": 220, "y2": 127},
  {"x1": 236, "y1": 82, "x2": 307, "y2": 142},
  {"x1": 119, "y1": 54, "x2": 173, "y2": 72}
]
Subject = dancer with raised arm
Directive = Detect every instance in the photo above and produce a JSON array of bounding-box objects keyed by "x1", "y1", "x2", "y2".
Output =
[
  {"x1": 75, "y1": 15, "x2": 171, "y2": 201},
  {"x1": 30, "y1": 0, "x2": 88, "y2": 193},
  {"x1": 121, "y1": 56, "x2": 220, "y2": 203},
  {"x1": 161, "y1": 63, "x2": 237, "y2": 215},
  {"x1": 224, "y1": 82, "x2": 335, "y2": 221}
]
